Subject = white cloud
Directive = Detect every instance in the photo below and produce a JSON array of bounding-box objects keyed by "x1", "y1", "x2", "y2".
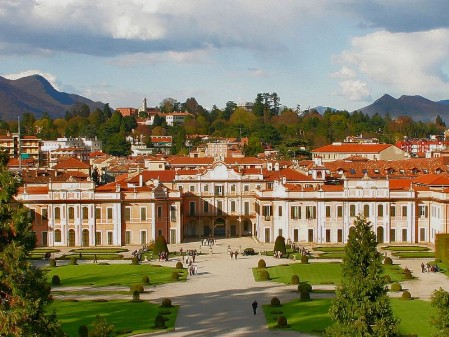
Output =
[
  {"x1": 248, "y1": 68, "x2": 268, "y2": 78},
  {"x1": 330, "y1": 66, "x2": 357, "y2": 79},
  {"x1": 334, "y1": 29, "x2": 449, "y2": 99},
  {"x1": 335, "y1": 80, "x2": 371, "y2": 102},
  {"x1": 2, "y1": 70, "x2": 60, "y2": 89}
]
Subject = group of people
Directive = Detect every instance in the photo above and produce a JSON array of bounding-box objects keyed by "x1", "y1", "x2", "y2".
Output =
[
  {"x1": 158, "y1": 251, "x2": 169, "y2": 261},
  {"x1": 421, "y1": 262, "x2": 440, "y2": 273},
  {"x1": 201, "y1": 237, "x2": 216, "y2": 246}
]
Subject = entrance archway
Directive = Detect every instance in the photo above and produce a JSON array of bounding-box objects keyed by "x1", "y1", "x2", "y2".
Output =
[
  {"x1": 242, "y1": 219, "x2": 252, "y2": 236},
  {"x1": 68, "y1": 229, "x2": 76, "y2": 247},
  {"x1": 214, "y1": 218, "x2": 226, "y2": 236}
]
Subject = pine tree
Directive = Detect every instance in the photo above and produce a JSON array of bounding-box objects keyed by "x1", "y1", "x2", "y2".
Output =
[
  {"x1": 154, "y1": 235, "x2": 169, "y2": 255},
  {"x1": 325, "y1": 216, "x2": 398, "y2": 337},
  {"x1": 273, "y1": 235, "x2": 286, "y2": 255},
  {"x1": 0, "y1": 151, "x2": 66, "y2": 336}
]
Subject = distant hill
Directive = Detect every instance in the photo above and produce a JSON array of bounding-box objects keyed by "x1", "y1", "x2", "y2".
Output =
[
  {"x1": 0, "y1": 74, "x2": 105, "y2": 121},
  {"x1": 358, "y1": 94, "x2": 449, "y2": 122}
]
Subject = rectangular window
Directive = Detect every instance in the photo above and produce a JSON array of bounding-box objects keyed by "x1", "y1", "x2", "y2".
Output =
[
  {"x1": 170, "y1": 206, "x2": 176, "y2": 221},
  {"x1": 244, "y1": 202, "x2": 250, "y2": 215},
  {"x1": 377, "y1": 204, "x2": 383, "y2": 217},
  {"x1": 54, "y1": 207, "x2": 60, "y2": 220},
  {"x1": 203, "y1": 201, "x2": 209, "y2": 213},
  {"x1": 419, "y1": 205, "x2": 428, "y2": 218},
  {"x1": 337, "y1": 206, "x2": 343, "y2": 218},
  {"x1": 390, "y1": 228, "x2": 396, "y2": 242},
  {"x1": 204, "y1": 184, "x2": 209, "y2": 192},
  {"x1": 278, "y1": 206, "x2": 283, "y2": 217},
  {"x1": 189, "y1": 185, "x2": 195, "y2": 192},
  {"x1": 125, "y1": 231, "x2": 131, "y2": 245},
  {"x1": 244, "y1": 185, "x2": 249, "y2": 192},
  {"x1": 189, "y1": 202, "x2": 196, "y2": 216},
  {"x1": 326, "y1": 229, "x2": 331, "y2": 242},
  {"x1": 350, "y1": 204, "x2": 356, "y2": 217},
  {"x1": 262, "y1": 205, "x2": 272, "y2": 217},
  {"x1": 54, "y1": 229, "x2": 61, "y2": 242},
  {"x1": 363, "y1": 205, "x2": 369, "y2": 217},
  {"x1": 107, "y1": 208, "x2": 113, "y2": 220},
  {"x1": 325, "y1": 206, "x2": 331, "y2": 218},
  {"x1": 231, "y1": 201, "x2": 236, "y2": 212},
  {"x1": 214, "y1": 185, "x2": 223, "y2": 196},
  {"x1": 402, "y1": 228, "x2": 407, "y2": 242},
  {"x1": 140, "y1": 207, "x2": 146, "y2": 221},
  {"x1": 157, "y1": 206, "x2": 162, "y2": 218},
  {"x1": 231, "y1": 185, "x2": 236, "y2": 192},
  {"x1": 402, "y1": 206, "x2": 408, "y2": 217},
  {"x1": 291, "y1": 206, "x2": 301, "y2": 219},
  {"x1": 390, "y1": 205, "x2": 396, "y2": 217},
  {"x1": 419, "y1": 228, "x2": 425, "y2": 241},
  {"x1": 82, "y1": 207, "x2": 88, "y2": 220},
  {"x1": 107, "y1": 232, "x2": 113, "y2": 245},
  {"x1": 306, "y1": 206, "x2": 316, "y2": 220},
  {"x1": 308, "y1": 229, "x2": 314, "y2": 242},
  {"x1": 95, "y1": 208, "x2": 101, "y2": 220},
  {"x1": 68, "y1": 207, "x2": 75, "y2": 220},
  {"x1": 217, "y1": 200, "x2": 223, "y2": 216},
  {"x1": 95, "y1": 231, "x2": 101, "y2": 245},
  {"x1": 42, "y1": 208, "x2": 48, "y2": 220},
  {"x1": 124, "y1": 207, "x2": 131, "y2": 221},
  {"x1": 140, "y1": 231, "x2": 147, "y2": 245}
]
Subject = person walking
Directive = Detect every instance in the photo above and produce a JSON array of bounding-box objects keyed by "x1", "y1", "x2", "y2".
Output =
[{"x1": 252, "y1": 300, "x2": 258, "y2": 315}]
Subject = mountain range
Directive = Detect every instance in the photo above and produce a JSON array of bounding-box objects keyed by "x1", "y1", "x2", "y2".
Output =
[
  {"x1": 0, "y1": 75, "x2": 105, "y2": 121},
  {"x1": 358, "y1": 94, "x2": 449, "y2": 122}
]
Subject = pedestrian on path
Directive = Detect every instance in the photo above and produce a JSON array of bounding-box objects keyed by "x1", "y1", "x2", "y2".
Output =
[{"x1": 252, "y1": 300, "x2": 258, "y2": 315}]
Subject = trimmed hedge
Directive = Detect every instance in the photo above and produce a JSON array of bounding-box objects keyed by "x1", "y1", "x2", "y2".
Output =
[
  {"x1": 259, "y1": 269, "x2": 270, "y2": 280},
  {"x1": 301, "y1": 255, "x2": 309, "y2": 264},
  {"x1": 49, "y1": 258, "x2": 56, "y2": 267},
  {"x1": 277, "y1": 315, "x2": 288, "y2": 328},
  {"x1": 51, "y1": 274, "x2": 61, "y2": 285},
  {"x1": 130, "y1": 284, "x2": 144, "y2": 293},
  {"x1": 171, "y1": 272, "x2": 180, "y2": 281},
  {"x1": 142, "y1": 276, "x2": 150, "y2": 284},
  {"x1": 390, "y1": 282, "x2": 402, "y2": 292},
  {"x1": 298, "y1": 282, "x2": 312, "y2": 294},
  {"x1": 161, "y1": 298, "x2": 173, "y2": 307},
  {"x1": 271, "y1": 297, "x2": 281, "y2": 307},
  {"x1": 258, "y1": 259, "x2": 267, "y2": 268},
  {"x1": 290, "y1": 275, "x2": 300, "y2": 285},
  {"x1": 384, "y1": 257, "x2": 393, "y2": 265},
  {"x1": 435, "y1": 234, "x2": 449, "y2": 262},
  {"x1": 402, "y1": 290, "x2": 412, "y2": 300},
  {"x1": 176, "y1": 262, "x2": 183, "y2": 269}
]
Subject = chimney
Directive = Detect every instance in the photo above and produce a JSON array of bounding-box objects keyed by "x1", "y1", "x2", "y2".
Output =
[{"x1": 139, "y1": 174, "x2": 143, "y2": 187}]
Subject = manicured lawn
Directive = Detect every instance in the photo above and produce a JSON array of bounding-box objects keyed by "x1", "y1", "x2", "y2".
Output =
[
  {"x1": 70, "y1": 248, "x2": 128, "y2": 253},
  {"x1": 313, "y1": 246, "x2": 345, "y2": 252},
  {"x1": 46, "y1": 264, "x2": 186, "y2": 287},
  {"x1": 253, "y1": 262, "x2": 342, "y2": 285},
  {"x1": 60, "y1": 253, "x2": 124, "y2": 260},
  {"x1": 392, "y1": 251, "x2": 435, "y2": 259},
  {"x1": 315, "y1": 252, "x2": 346, "y2": 259},
  {"x1": 253, "y1": 262, "x2": 408, "y2": 285},
  {"x1": 49, "y1": 300, "x2": 178, "y2": 337},
  {"x1": 263, "y1": 298, "x2": 435, "y2": 337},
  {"x1": 382, "y1": 245, "x2": 430, "y2": 252}
]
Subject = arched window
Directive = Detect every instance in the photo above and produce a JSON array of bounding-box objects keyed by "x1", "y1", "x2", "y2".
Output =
[
  {"x1": 82, "y1": 207, "x2": 89, "y2": 220},
  {"x1": 54, "y1": 229, "x2": 61, "y2": 242},
  {"x1": 68, "y1": 207, "x2": 75, "y2": 220},
  {"x1": 54, "y1": 207, "x2": 60, "y2": 220}
]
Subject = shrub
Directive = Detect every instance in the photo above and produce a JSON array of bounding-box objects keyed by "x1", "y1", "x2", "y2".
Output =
[
  {"x1": 384, "y1": 257, "x2": 393, "y2": 265},
  {"x1": 271, "y1": 297, "x2": 281, "y2": 307},
  {"x1": 131, "y1": 257, "x2": 139, "y2": 265},
  {"x1": 77, "y1": 325, "x2": 88, "y2": 337},
  {"x1": 154, "y1": 235, "x2": 169, "y2": 255},
  {"x1": 51, "y1": 275, "x2": 61, "y2": 285},
  {"x1": 154, "y1": 314, "x2": 167, "y2": 329},
  {"x1": 259, "y1": 269, "x2": 270, "y2": 280},
  {"x1": 402, "y1": 290, "x2": 412, "y2": 300},
  {"x1": 244, "y1": 248, "x2": 255, "y2": 255},
  {"x1": 404, "y1": 268, "x2": 413, "y2": 280},
  {"x1": 142, "y1": 276, "x2": 150, "y2": 284},
  {"x1": 49, "y1": 258, "x2": 56, "y2": 267},
  {"x1": 161, "y1": 298, "x2": 172, "y2": 307},
  {"x1": 298, "y1": 282, "x2": 312, "y2": 294},
  {"x1": 390, "y1": 282, "x2": 402, "y2": 292},
  {"x1": 69, "y1": 257, "x2": 77, "y2": 265},
  {"x1": 258, "y1": 259, "x2": 266, "y2": 268},
  {"x1": 383, "y1": 274, "x2": 392, "y2": 284},
  {"x1": 130, "y1": 284, "x2": 144, "y2": 294},
  {"x1": 273, "y1": 236, "x2": 287, "y2": 255},
  {"x1": 132, "y1": 291, "x2": 140, "y2": 302},
  {"x1": 176, "y1": 262, "x2": 183, "y2": 269},
  {"x1": 301, "y1": 255, "x2": 309, "y2": 264},
  {"x1": 300, "y1": 291, "x2": 311, "y2": 301},
  {"x1": 171, "y1": 271, "x2": 180, "y2": 281},
  {"x1": 277, "y1": 315, "x2": 288, "y2": 328},
  {"x1": 290, "y1": 275, "x2": 300, "y2": 285}
]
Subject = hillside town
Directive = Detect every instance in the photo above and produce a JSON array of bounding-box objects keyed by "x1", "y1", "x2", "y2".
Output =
[{"x1": 2, "y1": 102, "x2": 449, "y2": 250}]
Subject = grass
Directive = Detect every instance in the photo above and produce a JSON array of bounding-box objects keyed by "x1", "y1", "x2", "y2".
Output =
[
  {"x1": 263, "y1": 298, "x2": 436, "y2": 337},
  {"x1": 313, "y1": 246, "x2": 345, "y2": 252},
  {"x1": 382, "y1": 245, "x2": 430, "y2": 252},
  {"x1": 392, "y1": 251, "x2": 435, "y2": 259},
  {"x1": 49, "y1": 300, "x2": 178, "y2": 337},
  {"x1": 60, "y1": 253, "x2": 124, "y2": 260},
  {"x1": 253, "y1": 262, "x2": 410, "y2": 285},
  {"x1": 315, "y1": 252, "x2": 346, "y2": 259},
  {"x1": 70, "y1": 248, "x2": 128, "y2": 253},
  {"x1": 46, "y1": 264, "x2": 186, "y2": 287}
]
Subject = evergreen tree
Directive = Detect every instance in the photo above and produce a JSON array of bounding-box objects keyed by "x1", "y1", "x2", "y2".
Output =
[
  {"x1": 0, "y1": 153, "x2": 66, "y2": 336},
  {"x1": 430, "y1": 288, "x2": 449, "y2": 337},
  {"x1": 325, "y1": 216, "x2": 398, "y2": 337},
  {"x1": 154, "y1": 235, "x2": 169, "y2": 255},
  {"x1": 273, "y1": 236, "x2": 286, "y2": 255}
]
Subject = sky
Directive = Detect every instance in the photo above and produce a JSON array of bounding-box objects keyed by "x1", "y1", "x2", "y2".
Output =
[{"x1": 1, "y1": 0, "x2": 449, "y2": 112}]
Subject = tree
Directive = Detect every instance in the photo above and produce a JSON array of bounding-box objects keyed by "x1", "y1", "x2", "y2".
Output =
[
  {"x1": 325, "y1": 216, "x2": 398, "y2": 337},
  {"x1": 430, "y1": 288, "x2": 449, "y2": 337},
  {"x1": 0, "y1": 156, "x2": 66, "y2": 336},
  {"x1": 154, "y1": 235, "x2": 169, "y2": 255},
  {"x1": 88, "y1": 315, "x2": 115, "y2": 337},
  {"x1": 273, "y1": 236, "x2": 286, "y2": 255}
]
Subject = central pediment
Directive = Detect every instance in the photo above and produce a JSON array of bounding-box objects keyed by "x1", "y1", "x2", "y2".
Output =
[{"x1": 201, "y1": 162, "x2": 242, "y2": 180}]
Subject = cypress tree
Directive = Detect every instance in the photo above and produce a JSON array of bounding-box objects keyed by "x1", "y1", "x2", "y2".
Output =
[{"x1": 273, "y1": 235, "x2": 287, "y2": 255}]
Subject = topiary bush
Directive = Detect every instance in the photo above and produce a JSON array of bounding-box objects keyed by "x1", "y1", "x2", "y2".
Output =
[
  {"x1": 244, "y1": 248, "x2": 255, "y2": 255},
  {"x1": 130, "y1": 284, "x2": 144, "y2": 294},
  {"x1": 390, "y1": 282, "x2": 402, "y2": 292},
  {"x1": 132, "y1": 291, "x2": 140, "y2": 302},
  {"x1": 291, "y1": 275, "x2": 300, "y2": 285},
  {"x1": 270, "y1": 297, "x2": 281, "y2": 307},
  {"x1": 51, "y1": 275, "x2": 61, "y2": 285},
  {"x1": 161, "y1": 298, "x2": 173, "y2": 307},
  {"x1": 154, "y1": 235, "x2": 169, "y2": 255},
  {"x1": 176, "y1": 262, "x2": 183, "y2": 269},
  {"x1": 273, "y1": 236, "x2": 287, "y2": 255},
  {"x1": 171, "y1": 271, "x2": 180, "y2": 281},
  {"x1": 259, "y1": 269, "x2": 270, "y2": 280},
  {"x1": 301, "y1": 255, "x2": 309, "y2": 264},
  {"x1": 258, "y1": 259, "x2": 266, "y2": 268},
  {"x1": 131, "y1": 257, "x2": 139, "y2": 265},
  {"x1": 154, "y1": 314, "x2": 167, "y2": 329},
  {"x1": 384, "y1": 256, "x2": 393, "y2": 265},
  {"x1": 69, "y1": 257, "x2": 77, "y2": 265},
  {"x1": 299, "y1": 291, "x2": 311, "y2": 301},
  {"x1": 404, "y1": 268, "x2": 413, "y2": 280},
  {"x1": 78, "y1": 325, "x2": 88, "y2": 337},
  {"x1": 383, "y1": 274, "x2": 392, "y2": 284},
  {"x1": 402, "y1": 290, "x2": 412, "y2": 300},
  {"x1": 298, "y1": 282, "x2": 312, "y2": 294},
  {"x1": 277, "y1": 315, "x2": 288, "y2": 328},
  {"x1": 142, "y1": 276, "x2": 150, "y2": 284},
  {"x1": 49, "y1": 258, "x2": 56, "y2": 267}
]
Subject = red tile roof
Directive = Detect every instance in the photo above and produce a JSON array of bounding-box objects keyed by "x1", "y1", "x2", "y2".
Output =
[
  {"x1": 312, "y1": 143, "x2": 392, "y2": 153},
  {"x1": 54, "y1": 157, "x2": 90, "y2": 169}
]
